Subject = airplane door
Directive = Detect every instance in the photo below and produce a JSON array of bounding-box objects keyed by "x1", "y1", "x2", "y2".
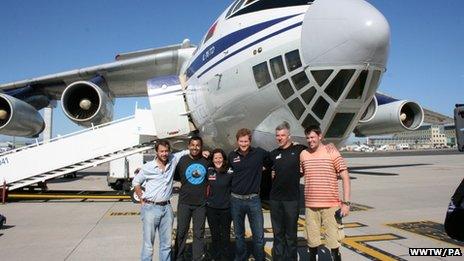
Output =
[{"x1": 454, "y1": 104, "x2": 464, "y2": 152}]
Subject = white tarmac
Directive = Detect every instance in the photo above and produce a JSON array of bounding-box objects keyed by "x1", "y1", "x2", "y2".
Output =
[{"x1": 0, "y1": 153, "x2": 463, "y2": 260}]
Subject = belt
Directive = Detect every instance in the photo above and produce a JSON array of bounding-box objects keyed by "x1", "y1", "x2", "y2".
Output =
[
  {"x1": 231, "y1": 193, "x2": 259, "y2": 200},
  {"x1": 144, "y1": 200, "x2": 170, "y2": 206}
]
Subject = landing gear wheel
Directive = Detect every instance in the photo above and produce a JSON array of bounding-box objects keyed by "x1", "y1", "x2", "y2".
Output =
[{"x1": 64, "y1": 172, "x2": 77, "y2": 179}]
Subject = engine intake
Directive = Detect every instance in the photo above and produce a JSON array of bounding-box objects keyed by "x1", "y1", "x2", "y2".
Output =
[
  {"x1": 355, "y1": 100, "x2": 424, "y2": 136},
  {"x1": 61, "y1": 76, "x2": 113, "y2": 127},
  {"x1": 0, "y1": 94, "x2": 45, "y2": 137},
  {"x1": 359, "y1": 96, "x2": 378, "y2": 123}
]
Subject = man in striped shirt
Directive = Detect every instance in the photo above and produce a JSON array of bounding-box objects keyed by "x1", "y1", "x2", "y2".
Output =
[{"x1": 300, "y1": 125, "x2": 351, "y2": 261}]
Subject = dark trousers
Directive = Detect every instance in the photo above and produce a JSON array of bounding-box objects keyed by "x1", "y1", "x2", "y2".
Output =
[
  {"x1": 269, "y1": 200, "x2": 299, "y2": 261},
  {"x1": 206, "y1": 206, "x2": 232, "y2": 260},
  {"x1": 230, "y1": 196, "x2": 264, "y2": 261},
  {"x1": 175, "y1": 203, "x2": 206, "y2": 261}
]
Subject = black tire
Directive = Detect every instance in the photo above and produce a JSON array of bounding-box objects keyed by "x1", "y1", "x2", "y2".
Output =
[
  {"x1": 64, "y1": 172, "x2": 77, "y2": 179},
  {"x1": 110, "y1": 180, "x2": 123, "y2": 191}
]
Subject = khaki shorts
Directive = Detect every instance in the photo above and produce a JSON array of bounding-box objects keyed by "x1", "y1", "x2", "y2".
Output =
[{"x1": 305, "y1": 207, "x2": 344, "y2": 249}]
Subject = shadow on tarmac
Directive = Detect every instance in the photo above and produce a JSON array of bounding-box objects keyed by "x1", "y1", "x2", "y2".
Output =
[
  {"x1": 349, "y1": 163, "x2": 431, "y2": 176},
  {"x1": 0, "y1": 225, "x2": 15, "y2": 230}
]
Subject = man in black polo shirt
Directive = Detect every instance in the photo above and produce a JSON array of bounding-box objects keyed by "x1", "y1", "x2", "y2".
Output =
[
  {"x1": 269, "y1": 122, "x2": 306, "y2": 261},
  {"x1": 229, "y1": 128, "x2": 271, "y2": 261},
  {"x1": 174, "y1": 136, "x2": 209, "y2": 261}
]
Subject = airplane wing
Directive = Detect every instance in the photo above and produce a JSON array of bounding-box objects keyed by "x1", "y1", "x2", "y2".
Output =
[{"x1": 0, "y1": 41, "x2": 196, "y2": 99}]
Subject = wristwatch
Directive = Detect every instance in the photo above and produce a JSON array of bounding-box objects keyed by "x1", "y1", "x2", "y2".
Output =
[{"x1": 342, "y1": 201, "x2": 351, "y2": 206}]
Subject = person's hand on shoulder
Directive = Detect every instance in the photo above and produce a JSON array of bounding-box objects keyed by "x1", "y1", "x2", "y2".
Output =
[{"x1": 202, "y1": 150, "x2": 211, "y2": 159}]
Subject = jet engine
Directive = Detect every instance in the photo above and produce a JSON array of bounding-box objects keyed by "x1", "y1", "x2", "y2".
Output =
[
  {"x1": 61, "y1": 76, "x2": 114, "y2": 127},
  {"x1": 355, "y1": 98, "x2": 424, "y2": 136},
  {"x1": 0, "y1": 94, "x2": 45, "y2": 137},
  {"x1": 359, "y1": 96, "x2": 378, "y2": 123}
]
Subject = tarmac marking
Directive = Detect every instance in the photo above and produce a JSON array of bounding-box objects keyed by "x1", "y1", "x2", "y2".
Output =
[
  {"x1": 342, "y1": 234, "x2": 406, "y2": 261},
  {"x1": 344, "y1": 222, "x2": 368, "y2": 229},
  {"x1": 297, "y1": 215, "x2": 405, "y2": 260},
  {"x1": 388, "y1": 221, "x2": 464, "y2": 247}
]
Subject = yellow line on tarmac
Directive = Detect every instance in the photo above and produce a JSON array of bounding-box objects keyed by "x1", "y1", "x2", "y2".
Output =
[
  {"x1": 9, "y1": 194, "x2": 130, "y2": 200},
  {"x1": 298, "y1": 216, "x2": 403, "y2": 260},
  {"x1": 342, "y1": 234, "x2": 401, "y2": 261},
  {"x1": 344, "y1": 222, "x2": 366, "y2": 229},
  {"x1": 387, "y1": 221, "x2": 464, "y2": 248}
]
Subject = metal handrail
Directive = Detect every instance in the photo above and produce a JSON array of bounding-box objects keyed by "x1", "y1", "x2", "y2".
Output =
[{"x1": 0, "y1": 115, "x2": 135, "y2": 157}]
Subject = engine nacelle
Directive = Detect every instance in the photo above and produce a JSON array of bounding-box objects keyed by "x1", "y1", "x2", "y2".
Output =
[
  {"x1": 61, "y1": 76, "x2": 114, "y2": 127},
  {"x1": 0, "y1": 94, "x2": 45, "y2": 137},
  {"x1": 355, "y1": 100, "x2": 424, "y2": 136},
  {"x1": 359, "y1": 96, "x2": 378, "y2": 123}
]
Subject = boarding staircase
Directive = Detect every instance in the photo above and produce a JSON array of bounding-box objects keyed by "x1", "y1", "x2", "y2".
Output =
[{"x1": 0, "y1": 82, "x2": 191, "y2": 191}]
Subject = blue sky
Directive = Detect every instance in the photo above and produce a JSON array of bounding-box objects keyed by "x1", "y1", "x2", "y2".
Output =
[{"x1": 0, "y1": 0, "x2": 463, "y2": 142}]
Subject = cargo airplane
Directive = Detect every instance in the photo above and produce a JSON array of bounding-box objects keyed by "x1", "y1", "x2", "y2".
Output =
[{"x1": 0, "y1": 0, "x2": 447, "y2": 151}]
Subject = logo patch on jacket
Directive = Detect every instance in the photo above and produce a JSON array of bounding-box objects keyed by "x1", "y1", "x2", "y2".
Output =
[{"x1": 208, "y1": 173, "x2": 217, "y2": 181}]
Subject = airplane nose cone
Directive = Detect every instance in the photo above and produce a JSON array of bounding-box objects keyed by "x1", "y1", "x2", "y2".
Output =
[{"x1": 301, "y1": 0, "x2": 390, "y2": 68}]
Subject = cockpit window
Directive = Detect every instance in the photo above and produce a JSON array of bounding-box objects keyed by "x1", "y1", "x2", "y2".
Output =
[
  {"x1": 228, "y1": 0, "x2": 313, "y2": 19},
  {"x1": 226, "y1": 0, "x2": 242, "y2": 17},
  {"x1": 233, "y1": 0, "x2": 246, "y2": 13},
  {"x1": 203, "y1": 21, "x2": 218, "y2": 44},
  {"x1": 245, "y1": 0, "x2": 257, "y2": 6}
]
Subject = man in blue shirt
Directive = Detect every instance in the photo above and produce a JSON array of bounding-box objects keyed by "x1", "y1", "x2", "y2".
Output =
[
  {"x1": 229, "y1": 128, "x2": 271, "y2": 261},
  {"x1": 133, "y1": 140, "x2": 188, "y2": 261}
]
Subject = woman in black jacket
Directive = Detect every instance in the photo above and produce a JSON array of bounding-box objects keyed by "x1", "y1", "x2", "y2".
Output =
[{"x1": 206, "y1": 148, "x2": 233, "y2": 260}]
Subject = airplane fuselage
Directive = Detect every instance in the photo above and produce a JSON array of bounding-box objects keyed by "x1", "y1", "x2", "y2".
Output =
[{"x1": 182, "y1": 0, "x2": 390, "y2": 151}]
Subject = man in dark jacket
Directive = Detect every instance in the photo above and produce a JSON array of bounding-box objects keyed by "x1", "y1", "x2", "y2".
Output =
[{"x1": 228, "y1": 128, "x2": 271, "y2": 261}]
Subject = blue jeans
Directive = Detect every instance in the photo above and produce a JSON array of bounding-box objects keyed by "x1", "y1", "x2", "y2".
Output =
[
  {"x1": 140, "y1": 203, "x2": 174, "y2": 261},
  {"x1": 230, "y1": 196, "x2": 264, "y2": 261}
]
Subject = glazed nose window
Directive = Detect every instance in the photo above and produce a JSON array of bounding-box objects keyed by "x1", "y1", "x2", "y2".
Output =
[
  {"x1": 284, "y1": 50, "x2": 302, "y2": 72},
  {"x1": 253, "y1": 62, "x2": 272, "y2": 89}
]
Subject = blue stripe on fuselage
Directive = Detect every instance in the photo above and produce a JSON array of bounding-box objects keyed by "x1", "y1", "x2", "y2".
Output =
[
  {"x1": 197, "y1": 21, "x2": 303, "y2": 79},
  {"x1": 186, "y1": 13, "x2": 303, "y2": 78}
]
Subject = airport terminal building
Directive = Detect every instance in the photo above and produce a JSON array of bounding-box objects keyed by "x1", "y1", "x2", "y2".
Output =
[{"x1": 368, "y1": 125, "x2": 456, "y2": 149}]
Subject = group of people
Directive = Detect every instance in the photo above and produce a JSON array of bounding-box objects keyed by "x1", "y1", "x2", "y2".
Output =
[{"x1": 132, "y1": 122, "x2": 351, "y2": 261}]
